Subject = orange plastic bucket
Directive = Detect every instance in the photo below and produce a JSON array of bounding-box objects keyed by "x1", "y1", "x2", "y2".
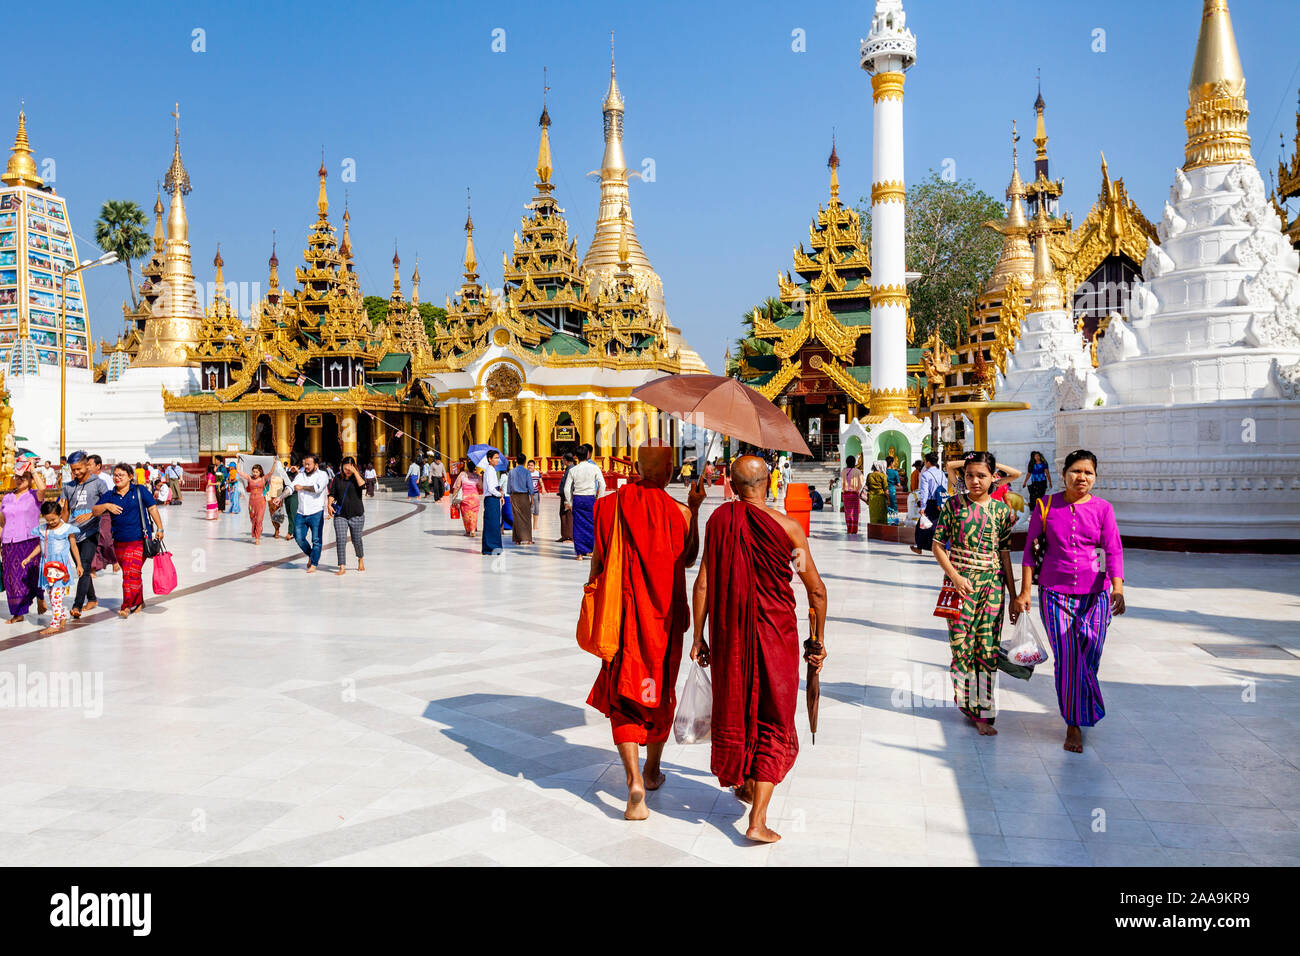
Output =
[{"x1": 784, "y1": 482, "x2": 811, "y2": 535}]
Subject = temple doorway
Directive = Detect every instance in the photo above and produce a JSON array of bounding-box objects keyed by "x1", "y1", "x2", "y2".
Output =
[
  {"x1": 254, "y1": 413, "x2": 274, "y2": 454},
  {"x1": 552, "y1": 412, "x2": 578, "y2": 458}
]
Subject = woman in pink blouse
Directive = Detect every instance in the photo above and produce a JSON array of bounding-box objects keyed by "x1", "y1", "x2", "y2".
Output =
[{"x1": 1014, "y1": 449, "x2": 1126, "y2": 754}]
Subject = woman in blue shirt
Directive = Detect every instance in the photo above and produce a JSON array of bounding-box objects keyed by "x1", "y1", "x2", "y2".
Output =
[
  {"x1": 1023, "y1": 450, "x2": 1053, "y2": 510},
  {"x1": 94, "y1": 463, "x2": 164, "y2": 617}
]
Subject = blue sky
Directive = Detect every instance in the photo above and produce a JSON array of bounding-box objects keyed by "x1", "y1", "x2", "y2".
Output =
[{"x1": 13, "y1": 0, "x2": 1300, "y2": 368}]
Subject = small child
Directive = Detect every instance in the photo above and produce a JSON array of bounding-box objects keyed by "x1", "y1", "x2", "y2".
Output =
[
  {"x1": 25, "y1": 501, "x2": 83, "y2": 635},
  {"x1": 153, "y1": 479, "x2": 171, "y2": 506}
]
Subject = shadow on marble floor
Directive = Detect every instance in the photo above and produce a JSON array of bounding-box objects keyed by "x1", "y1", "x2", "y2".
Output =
[{"x1": 421, "y1": 693, "x2": 752, "y2": 843}]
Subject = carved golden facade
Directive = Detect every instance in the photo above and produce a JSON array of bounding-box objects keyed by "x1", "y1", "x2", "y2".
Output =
[
  {"x1": 162, "y1": 161, "x2": 437, "y2": 471},
  {"x1": 937, "y1": 98, "x2": 1159, "y2": 405},
  {"x1": 425, "y1": 87, "x2": 697, "y2": 472},
  {"x1": 736, "y1": 143, "x2": 925, "y2": 457},
  {"x1": 1271, "y1": 90, "x2": 1300, "y2": 250}
]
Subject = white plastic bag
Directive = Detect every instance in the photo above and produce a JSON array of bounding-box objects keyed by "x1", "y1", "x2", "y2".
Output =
[
  {"x1": 1002, "y1": 612, "x2": 1050, "y2": 667},
  {"x1": 673, "y1": 662, "x2": 713, "y2": 744}
]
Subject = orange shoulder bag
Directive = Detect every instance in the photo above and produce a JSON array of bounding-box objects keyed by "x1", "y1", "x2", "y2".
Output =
[{"x1": 576, "y1": 497, "x2": 624, "y2": 662}]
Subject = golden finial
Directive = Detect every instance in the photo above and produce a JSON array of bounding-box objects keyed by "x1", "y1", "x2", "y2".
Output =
[
  {"x1": 1004, "y1": 122, "x2": 1028, "y2": 231},
  {"x1": 268, "y1": 231, "x2": 280, "y2": 295},
  {"x1": 392, "y1": 242, "x2": 403, "y2": 297},
  {"x1": 1033, "y1": 72, "x2": 1049, "y2": 163},
  {"x1": 828, "y1": 131, "x2": 840, "y2": 204},
  {"x1": 537, "y1": 68, "x2": 554, "y2": 186},
  {"x1": 213, "y1": 242, "x2": 224, "y2": 270},
  {"x1": 152, "y1": 180, "x2": 165, "y2": 252},
  {"x1": 463, "y1": 187, "x2": 478, "y2": 281},
  {"x1": 412, "y1": 256, "x2": 421, "y2": 306},
  {"x1": 2, "y1": 110, "x2": 43, "y2": 189},
  {"x1": 316, "y1": 147, "x2": 329, "y2": 218},
  {"x1": 164, "y1": 103, "x2": 191, "y2": 196},
  {"x1": 339, "y1": 192, "x2": 352, "y2": 258},
  {"x1": 1185, "y1": 0, "x2": 1252, "y2": 169},
  {"x1": 604, "y1": 31, "x2": 624, "y2": 112}
]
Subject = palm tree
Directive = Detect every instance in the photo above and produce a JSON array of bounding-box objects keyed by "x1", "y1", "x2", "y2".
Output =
[{"x1": 94, "y1": 200, "x2": 151, "y2": 310}]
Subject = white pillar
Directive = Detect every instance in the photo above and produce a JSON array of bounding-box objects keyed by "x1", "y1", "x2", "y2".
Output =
[{"x1": 861, "y1": 0, "x2": 919, "y2": 423}]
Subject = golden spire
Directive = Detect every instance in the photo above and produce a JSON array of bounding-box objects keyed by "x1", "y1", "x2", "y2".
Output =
[
  {"x1": 411, "y1": 258, "x2": 421, "y2": 306},
  {"x1": 316, "y1": 149, "x2": 329, "y2": 219},
  {"x1": 164, "y1": 103, "x2": 191, "y2": 195},
  {"x1": 600, "y1": 35, "x2": 627, "y2": 176},
  {"x1": 152, "y1": 182, "x2": 165, "y2": 253},
  {"x1": 603, "y1": 31, "x2": 624, "y2": 113},
  {"x1": 212, "y1": 243, "x2": 229, "y2": 316},
  {"x1": 537, "y1": 68, "x2": 553, "y2": 187},
  {"x1": 1028, "y1": 202, "x2": 1062, "y2": 311},
  {"x1": 392, "y1": 245, "x2": 403, "y2": 298},
  {"x1": 339, "y1": 198, "x2": 352, "y2": 259},
  {"x1": 268, "y1": 232, "x2": 280, "y2": 297},
  {"x1": 2, "y1": 111, "x2": 44, "y2": 188},
  {"x1": 1006, "y1": 120, "x2": 1027, "y2": 231},
  {"x1": 828, "y1": 133, "x2": 841, "y2": 205},
  {"x1": 1185, "y1": 0, "x2": 1252, "y2": 169},
  {"x1": 1032, "y1": 73, "x2": 1049, "y2": 164},
  {"x1": 463, "y1": 188, "x2": 478, "y2": 283},
  {"x1": 617, "y1": 202, "x2": 630, "y2": 269}
]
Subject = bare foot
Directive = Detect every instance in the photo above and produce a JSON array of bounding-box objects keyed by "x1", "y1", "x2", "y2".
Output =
[
  {"x1": 83, "y1": 600, "x2": 97, "y2": 611},
  {"x1": 306, "y1": 565, "x2": 317, "y2": 574},
  {"x1": 745, "y1": 823, "x2": 781, "y2": 843},
  {"x1": 117, "y1": 610, "x2": 129, "y2": 619},
  {"x1": 336, "y1": 567, "x2": 347, "y2": 576},
  {"x1": 7, "y1": 615, "x2": 22, "y2": 624},
  {"x1": 625, "y1": 783, "x2": 649, "y2": 821},
  {"x1": 37, "y1": 599, "x2": 47, "y2": 614},
  {"x1": 975, "y1": 721, "x2": 998, "y2": 736},
  {"x1": 1064, "y1": 725, "x2": 1084, "y2": 753},
  {"x1": 70, "y1": 608, "x2": 81, "y2": 620},
  {"x1": 733, "y1": 781, "x2": 755, "y2": 804},
  {"x1": 643, "y1": 768, "x2": 666, "y2": 791},
  {"x1": 39, "y1": 624, "x2": 65, "y2": 635},
  {"x1": 357, "y1": 559, "x2": 365, "y2": 572}
]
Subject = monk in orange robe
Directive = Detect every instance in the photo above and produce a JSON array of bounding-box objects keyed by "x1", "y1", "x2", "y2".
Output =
[
  {"x1": 586, "y1": 442, "x2": 704, "y2": 820},
  {"x1": 692, "y1": 455, "x2": 827, "y2": 843}
]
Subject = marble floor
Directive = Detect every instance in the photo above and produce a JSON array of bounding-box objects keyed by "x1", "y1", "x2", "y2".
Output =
[{"x1": 0, "y1": 488, "x2": 1296, "y2": 867}]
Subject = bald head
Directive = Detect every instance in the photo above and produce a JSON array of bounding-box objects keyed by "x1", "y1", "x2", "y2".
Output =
[
  {"x1": 731, "y1": 455, "x2": 769, "y2": 499},
  {"x1": 636, "y1": 443, "x2": 673, "y2": 488}
]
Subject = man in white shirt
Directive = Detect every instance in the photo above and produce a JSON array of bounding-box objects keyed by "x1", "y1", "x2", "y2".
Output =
[
  {"x1": 480, "y1": 450, "x2": 505, "y2": 555},
  {"x1": 292, "y1": 453, "x2": 331, "y2": 572},
  {"x1": 405, "y1": 459, "x2": 420, "y2": 499},
  {"x1": 363, "y1": 464, "x2": 378, "y2": 497},
  {"x1": 165, "y1": 462, "x2": 184, "y2": 504},
  {"x1": 562, "y1": 444, "x2": 606, "y2": 559},
  {"x1": 429, "y1": 457, "x2": 447, "y2": 501}
]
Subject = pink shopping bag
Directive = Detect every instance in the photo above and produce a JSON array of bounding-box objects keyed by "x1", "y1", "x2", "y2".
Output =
[{"x1": 151, "y1": 550, "x2": 178, "y2": 595}]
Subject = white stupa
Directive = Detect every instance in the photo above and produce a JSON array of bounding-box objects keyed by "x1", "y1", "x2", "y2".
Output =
[{"x1": 1055, "y1": 0, "x2": 1300, "y2": 543}]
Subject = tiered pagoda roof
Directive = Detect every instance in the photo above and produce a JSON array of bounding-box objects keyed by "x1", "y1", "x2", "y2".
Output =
[
  {"x1": 164, "y1": 161, "x2": 434, "y2": 413},
  {"x1": 428, "y1": 98, "x2": 681, "y2": 376},
  {"x1": 1270, "y1": 90, "x2": 1300, "y2": 250}
]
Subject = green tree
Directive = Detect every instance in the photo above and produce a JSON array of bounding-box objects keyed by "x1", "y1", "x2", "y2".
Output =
[
  {"x1": 727, "y1": 297, "x2": 786, "y2": 377},
  {"x1": 859, "y1": 170, "x2": 1004, "y2": 346},
  {"x1": 362, "y1": 295, "x2": 388, "y2": 328},
  {"x1": 93, "y1": 199, "x2": 151, "y2": 310},
  {"x1": 418, "y1": 303, "x2": 447, "y2": 341}
]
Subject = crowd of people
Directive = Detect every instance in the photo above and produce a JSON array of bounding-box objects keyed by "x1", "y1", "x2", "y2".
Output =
[{"x1": 1, "y1": 437, "x2": 1128, "y2": 839}]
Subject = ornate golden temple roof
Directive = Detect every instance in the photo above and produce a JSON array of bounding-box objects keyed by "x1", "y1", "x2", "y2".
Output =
[{"x1": 1271, "y1": 90, "x2": 1300, "y2": 249}]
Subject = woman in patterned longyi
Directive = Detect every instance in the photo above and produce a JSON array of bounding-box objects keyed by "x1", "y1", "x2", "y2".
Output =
[{"x1": 930, "y1": 451, "x2": 1018, "y2": 736}]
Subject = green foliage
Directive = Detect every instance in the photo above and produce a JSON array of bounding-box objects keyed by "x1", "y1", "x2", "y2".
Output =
[
  {"x1": 93, "y1": 199, "x2": 151, "y2": 309},
  {"x1": 362, "y1": 295, "x2": 388, "y2": 328},
  {"x1": 858, "y1": 170, "x2": 1004, "y2": 346},
  {"x1": 418, "y1": 303, "x2": 447, "y2": 341},
  {"x1": 728, "y1": 297, "x2": 788, "y2": 378}
]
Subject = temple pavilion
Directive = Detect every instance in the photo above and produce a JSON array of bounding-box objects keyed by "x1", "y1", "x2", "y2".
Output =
[
  {"x1": 424, "y1": 57, "x2": 708, "y2": 478},
  {"x1": 162, "y1": 159, "x2": 437, "y2": 470},
  {"x1": 934, "y1": 87, "x2": 1159, "y2": 409},
  {"x1": 735, "y1": 142, "x2": 926, "y2": 460},
  {"x1": 1270, "y1": 91, "x2": 1300, "y2": 251}
]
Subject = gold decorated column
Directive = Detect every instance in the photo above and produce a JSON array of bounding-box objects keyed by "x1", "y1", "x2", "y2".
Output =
[
  {"x1": 475, "y1": 398, "x2": 490, "y2": 446},
  {"x1": 274, "y1": 409, "x2": 291, "y2": 463},
  {"x1": 519, "y1": 398, "x2": 536, "y2": 460},
  {"x1": 536, "y1": 401, "x2": 553, "y2": 462},
  {"x1": 371, "y1": 415, "x2": 385, "y2": 474},
  {"x1": 341, "y1": 408, "x2": 358, "y2": 458},
  {"x1": 627, "y1": 400, "x2": 646, "y2": 453},
  {"x1": 580, "y1": 398, "x2": 596, "y2": 449},
  {"x1": 308, "y1": 417, "x2": 323, "y2": 457},
  {"x1": 644, "y1": 404, "x2": 659, "y2": 443},
  {"x1": 401, "y1": 412, "x2": 413, "y2": 468}
]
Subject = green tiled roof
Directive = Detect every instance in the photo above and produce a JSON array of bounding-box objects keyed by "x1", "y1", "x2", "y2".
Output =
[
  {"x1": 541, "y1": 332, "x2": 590, "y2": 356},
  {"x1": 375, "y1": 352, "x2": 410, "y2": 373}
]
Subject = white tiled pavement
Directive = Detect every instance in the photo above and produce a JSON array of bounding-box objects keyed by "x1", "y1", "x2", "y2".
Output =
[{"x1": 0, "y1": 488, "x2": 1296, "y2": 866}]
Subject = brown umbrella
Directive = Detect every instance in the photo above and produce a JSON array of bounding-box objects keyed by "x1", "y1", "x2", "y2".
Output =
[
  {"x1": 631, "y1": 375, "x2": 812, "y2": 457},
  {"x1": 803, "y1": 609, "x2": 823, "y2": 744}
]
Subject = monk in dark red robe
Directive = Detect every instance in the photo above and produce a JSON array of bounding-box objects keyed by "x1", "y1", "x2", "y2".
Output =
[
  {"x1": 692, "y1": 455, "x2": 827, "y2": 843},
  {"x1": 587, "y1": 442, "x2": 703, "y2": 820}
]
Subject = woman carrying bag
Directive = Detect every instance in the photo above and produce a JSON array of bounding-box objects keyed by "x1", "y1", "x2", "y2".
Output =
[
  {"x1": 93, "y1": 464, "x2": 165, "y2": 617},
  {"x1": 930, "y1": 451, "x2": 1018, "y2": 735},
  {"x1": 1012, "y1": 449, "x2": 1125, "y2": 754}
]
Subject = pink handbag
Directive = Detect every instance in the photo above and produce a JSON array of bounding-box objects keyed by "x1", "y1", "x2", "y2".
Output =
[{"x1": 151, "y1": 548, "x2": 178, "y2": 595}]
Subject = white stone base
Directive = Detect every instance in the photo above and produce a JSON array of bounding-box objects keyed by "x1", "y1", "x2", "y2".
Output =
[
  {"x1": 10, "y1": 365, "x2": 201, "y2": 464},
  {"x1": 1054, "y1": 399, "x2": 1300, "y2": 541}
]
